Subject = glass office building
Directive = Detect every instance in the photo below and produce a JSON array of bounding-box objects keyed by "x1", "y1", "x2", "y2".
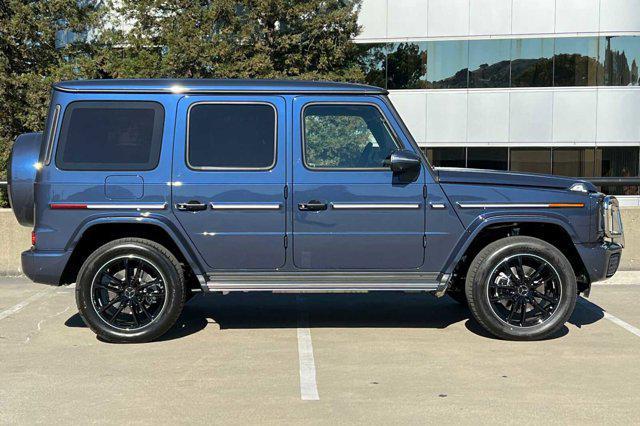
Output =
[{"x1": 356, "y1": 0, "x2": 640, "y2": 201}]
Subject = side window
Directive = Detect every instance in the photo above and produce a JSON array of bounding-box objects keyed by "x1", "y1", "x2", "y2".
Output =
[
  {"x1": 187, "y1": 103, "x2": 276, "y2": 169},
  {"x1": 303, "y1": 104, "x2": 401, "y2": 169},
  {"x1": 56, "y1": 101, "x2": 164, "y2": 171}
]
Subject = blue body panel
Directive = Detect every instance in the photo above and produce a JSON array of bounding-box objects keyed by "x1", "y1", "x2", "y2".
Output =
[{"x1": 17, "y1": 79, "x2": 617, "y2": 287}]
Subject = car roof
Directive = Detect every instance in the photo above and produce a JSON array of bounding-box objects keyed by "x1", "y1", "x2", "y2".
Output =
[{"x1": 54, "y1": 79, "x2": 387, "y2": 95}]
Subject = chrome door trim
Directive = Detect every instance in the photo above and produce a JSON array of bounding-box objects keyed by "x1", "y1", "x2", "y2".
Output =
[
  {"x1": 330, "y1": 203, "x2": 421, "y2": 210},
  {"x1": 209, "y1": 202, "x2": 282, "y2": 210},
  {"x1": 457, "y1": 202, "x2": 585, "y2": 209}
]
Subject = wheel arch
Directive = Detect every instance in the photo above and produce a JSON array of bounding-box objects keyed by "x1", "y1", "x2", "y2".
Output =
[{"x1": 60, "y1": 216, "x2": 205, "y2": 288}]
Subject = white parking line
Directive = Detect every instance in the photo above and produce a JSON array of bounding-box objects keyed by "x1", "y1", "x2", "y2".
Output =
[
  {"x1": 579, "y1": 299, "x2": 640, "y2": 338},
  {"x1": 296, "y1": 298, "x2": 319, "y2": 401},
  {"x1": 0, "y1": 289, "x2": 54, "y2": 321}
]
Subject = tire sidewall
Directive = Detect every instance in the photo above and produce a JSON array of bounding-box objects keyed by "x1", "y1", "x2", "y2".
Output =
[
  {"x1": 467, "y1": 237, "x2": 577, "y2": 340},
  {"x1": 76, "y1": 241, "x2": 184, "y2": 342}
]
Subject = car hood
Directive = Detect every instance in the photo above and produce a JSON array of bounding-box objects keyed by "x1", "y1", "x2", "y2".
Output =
[{"x1": 435, "y1": 167, "x2": 597, "y2": 192}]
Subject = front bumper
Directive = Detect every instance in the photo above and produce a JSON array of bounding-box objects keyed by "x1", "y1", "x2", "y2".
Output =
[
  {"x1": 575, "y1": 241, "x2": 623, "y2": 284},
  {"x1": 21, "y1": 248, "x2": 71, "y2": 285}
]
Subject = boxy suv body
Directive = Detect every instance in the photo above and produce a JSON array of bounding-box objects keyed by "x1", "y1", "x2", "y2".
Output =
[{"x1": 8, "y1": 79, "x2": 624, "y2": 342}]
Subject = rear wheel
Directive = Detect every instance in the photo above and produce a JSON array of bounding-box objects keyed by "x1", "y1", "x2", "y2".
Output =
[
  {"x1": 465, "y1": 236, "x2": 576, "y2": 341},
  {"x1": 76, "y1": 238, "x2": 186, "y2": 343}
]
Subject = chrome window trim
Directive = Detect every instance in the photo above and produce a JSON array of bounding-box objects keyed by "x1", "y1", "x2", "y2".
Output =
[
  {"x1": 331, "y1": 202, "x2": 421, "y2": 210},
  {"x1": 186, "y1": 101, "x2": 278, "y2": 171},
  {"x1": 300, "y1": 101, "x2": 405, "y2": 172},
  {"x1": 210, "y1": 202, "x2": 281, "y2": 210}
]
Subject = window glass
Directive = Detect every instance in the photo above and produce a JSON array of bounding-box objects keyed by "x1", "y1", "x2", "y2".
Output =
[
  {"x1": 511, "y1": 38, "x2": 554, "y2": 87},
  {"x1": 554, "y1": 37, "x2": 600, "y2": 86},
  {"x1": 469, "y1": 39, "x2": 511, "y2": 88},
  {"x1": 467, "y1": 148, "x2": 508, "y2": 170},
  {"x1": 387, "y1": 42, "x2": 428, "y2": 89},
  {"x1": 425, "y1": 147, "x2": 466, "y2": 168},
  {"x1": 552, "y1": 148, "x2": 595, "y2": 177},
  {"x1": 510, "y1": 148, "x2": 551, "y2": 174},
  {"x1": 599, "y1": 36, "x2": 640, "y2": 86},
  {"x1": 595, "y1": 147, "x2": 639, "y2": 195},
  {"x1": 303, "y1": 104, "x2": 400, "y2": 169},
  {"x1": 426, "y1": 40, "x2": 469, "y2": 89},
  {"x1": 188, "y1": 103, "x2": 276, "y2": 169},
  {"x1": 358, "y1": 43, "x2": 388, "y2": 89},
  {"x1": 56, "y1": 101, "x2": 164, "y2": 171}
]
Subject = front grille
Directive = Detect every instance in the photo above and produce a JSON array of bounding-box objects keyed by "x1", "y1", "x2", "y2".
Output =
[{"x1": 607, "y1": 253, "x2": 621, "y2": 278}]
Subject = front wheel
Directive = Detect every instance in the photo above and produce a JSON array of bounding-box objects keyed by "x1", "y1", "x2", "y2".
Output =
[
  {"x1": 76, "y1": 238, "x2": 186, "y2": 343},
  {"x1": 465, "y1": 236, "x2": 577, "y2": 341}
]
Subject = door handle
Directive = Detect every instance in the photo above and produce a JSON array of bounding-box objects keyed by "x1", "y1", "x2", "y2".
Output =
[
  {"x1": 298, "y1": 200, "x2": 328, "y2": 211},
  {"x1": 176, "y1": 201, "x2": 208, "y2": 212}
]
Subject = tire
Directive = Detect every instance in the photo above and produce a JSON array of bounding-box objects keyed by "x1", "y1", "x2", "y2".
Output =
[
  {"x1": 75, "y1": 238, "x2": 186, "y2": 343},
  {"x1": 465, "y1": 236, "x2": 577, "y2": 341}
]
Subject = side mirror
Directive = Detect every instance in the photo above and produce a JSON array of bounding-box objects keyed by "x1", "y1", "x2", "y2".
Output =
[{"x1": 389, "y1": 149, "x2": 421, "y2": 174}]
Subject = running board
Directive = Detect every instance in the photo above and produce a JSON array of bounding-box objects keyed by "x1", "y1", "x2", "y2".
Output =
[{"x1": 203, "y1": 272, "x2": 448, "y2": 293}]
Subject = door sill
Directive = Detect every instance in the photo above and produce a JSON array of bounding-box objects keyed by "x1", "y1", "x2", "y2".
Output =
[{"x1": 203, "y1": 272, "x2": 446, "y2": 292}]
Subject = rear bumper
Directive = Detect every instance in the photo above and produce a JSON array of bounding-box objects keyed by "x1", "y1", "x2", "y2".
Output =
[
  {"x1": 575, "y1": 241, "x2": 623, "y2": 284},
  {"x1": 21, "y1": 248, "x2": 71, "y2": 285}
]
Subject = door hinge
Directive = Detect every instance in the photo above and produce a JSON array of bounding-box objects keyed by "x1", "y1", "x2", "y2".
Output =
[
  {"x1": 423, "y1": 234, "x2": 427, "y2": 247},
  {"x1": 284, "y1": 184, "x2": 289, "y2": 199},
  {"x1": 422, "y1": 184, "x2": 427, "y2": 199},
  {"x1": 284, "y1": 234, "x2": 288, "y2": 248}
]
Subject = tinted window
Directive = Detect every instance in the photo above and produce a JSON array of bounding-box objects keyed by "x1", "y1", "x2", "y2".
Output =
[
  {"x1": 469, "y1": 39, "x2": 511, "y2": 88},
  {"x1": 511, "y1": 38, "x2": 554, "y2": 87},
  {"x1": 426, "y1": 40, "x2": 469, "y2": 89},
  {"x1": 553, "y1": 148, "x2": 596, "y2": 177},
  {"x1": 425, "y1": 147, "x2": 466, "y2": 168},
  {"x1": 467, "y1": 147, "x2": 508, "y2": 170},
  {"x1": 188, "y1": 103, "x2": 276, "y2": 169},
  {"x1": 599, "y1": 36, "x2": 640, "y2": 86},
  {"x1": 554, "y1": 37, "x2": 600, "y2": 86},
  {"x1": 387, "y1": 42, "x2": 428, "y2": 89},
  {"x1": 510, "y1": 148, "x2": 551, "y2": 174},
  {"x1": 56, "y1": 102, "x2": 164, "y2": 171},
  {"x1": 358, "y1": 43, "x2": 388, "y2": 89},
  {"x1": 303, "y1": 104, "x2": 400, "y2": 169}
]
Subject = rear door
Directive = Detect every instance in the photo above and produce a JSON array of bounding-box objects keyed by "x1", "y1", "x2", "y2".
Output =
[
  {"x1": 292, "y1": 96, "x2": 425, "y2": 270},
  {"x1": 172, "y1": 96, "x2": 286, "y2": 270}
]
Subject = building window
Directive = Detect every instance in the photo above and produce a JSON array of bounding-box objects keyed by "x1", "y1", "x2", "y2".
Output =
[
  {"x1": 554, "y1": 37, "x2": 600, "y2": 86},
  {"x1": 387, "y1": 42, "x2": 428, "y2": 89},
  {"x1": 467, "y1": 148, "x2": 508, "y2": 170},
  {"x1": 358, "y1": 44, "x2": 388, "y2": 89},
  {"x1": 468, "y1": 39, "x2": 511, "y2": 88},
  {"x1": 426, "y1": 40, "x2": 469, "y2": 89},
  {"x1": 599, "y1": 36, "x2": 640, "y2": 87},
  {"x1": 424, "y1": 147, "x2": 466, "y2": 168},
  {"x1": 511, "y1": 38, "x2": 554, "y2": 88},
  {"x1": 510, "y1": 148, "x2": 551, "y2": 174},
  {"x1": 596, "y1": 147, "x2": 640, "y2": 195},
  {"x1": 552, "y1": 148, "x2": 596, "y2": 177}
]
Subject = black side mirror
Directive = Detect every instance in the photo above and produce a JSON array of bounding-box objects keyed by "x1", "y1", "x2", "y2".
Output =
[{"x1": 389, "y1": 149, "x2": 421, "y2": 174}]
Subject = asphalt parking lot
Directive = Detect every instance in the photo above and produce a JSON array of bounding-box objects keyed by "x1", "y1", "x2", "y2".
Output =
[{"x1": 1, "y1": 276, "x2": 640, "y2": 425}]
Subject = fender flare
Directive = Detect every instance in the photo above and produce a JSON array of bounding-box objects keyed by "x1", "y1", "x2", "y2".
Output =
[
  {"x1": 442, "y1": 212, "x2": 581, "y2": 275},
  {"x1": 66, "y1": 213, "x2": 206, "y2": 277}
]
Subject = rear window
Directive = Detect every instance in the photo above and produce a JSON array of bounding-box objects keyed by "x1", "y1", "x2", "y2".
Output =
[
  {"x1": 187, "y1": 103, "x2": 276, "y2": 169},
  {"x1": 55, "y1": 101, "x2": 164, "y2": 171}
]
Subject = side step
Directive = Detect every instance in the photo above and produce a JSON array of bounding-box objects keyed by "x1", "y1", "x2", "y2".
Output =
[{"x1": 203, "y1": 272, "x2": 449, "y2": 293}]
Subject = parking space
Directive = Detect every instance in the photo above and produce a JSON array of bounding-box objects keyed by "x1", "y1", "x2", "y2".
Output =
[{"x1": 1, "y1": 277, "x2": 640, "y2": 424}]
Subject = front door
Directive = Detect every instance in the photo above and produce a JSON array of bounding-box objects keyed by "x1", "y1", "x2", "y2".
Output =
[
  {"x1": 172, "y1": 96, "x2": 286, "y2": 270},
  {"x1": 292, "y1": 97, "x2": 425, "y2": 270}
]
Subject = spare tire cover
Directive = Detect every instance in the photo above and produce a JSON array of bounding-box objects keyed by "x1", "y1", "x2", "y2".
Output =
[{"x1": 8, "y1": 132, "x2": 43, "y2": 227}]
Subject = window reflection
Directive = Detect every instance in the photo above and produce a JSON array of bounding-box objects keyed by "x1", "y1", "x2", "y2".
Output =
[
  {"x1": 552, "y1": 148, "x2": 595, "y2": 177},
  {"x1": 426, "y1": 40, "x2": 469, "y2": 89},
  {"x1": 511, "y1": 38, "x2": 554, "y2": 87},
  {"x1": 358, "y1": 44, "x2": 388, "y2": 89},
  {"x1": 554, "y1": 37, "x2": 600, "y2": 86},
  {"x1": 469, "y1": 39, "x2": 511, "y2": 88},
  {"x1": 599, "y1": 36, "x2": 640, "y2": 86},
  {"x1": 387, "y1": 42, "x2": 428, "y2": 89},
  {"x1": 467, "y1": 148, "x2": 508, "y2": 170},
  {"x1": 510, "y1": 148, "x2": 551, "y2": 174}
]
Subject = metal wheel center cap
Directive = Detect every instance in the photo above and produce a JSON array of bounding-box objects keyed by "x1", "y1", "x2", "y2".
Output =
[
  {"x1": 517, "y1": 285, "x2": 529, "y2": 296},
  {"x1": 124, "y1": 287, "x2": 136, "y2": 298}
]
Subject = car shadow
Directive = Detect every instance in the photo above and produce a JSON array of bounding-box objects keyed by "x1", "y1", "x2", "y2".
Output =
[{"x1": 64, "y1": 293, "x2": 607, "y2": 343}]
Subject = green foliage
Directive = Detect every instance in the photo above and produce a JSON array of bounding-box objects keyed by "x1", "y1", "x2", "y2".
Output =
[{"x1": 0, "y1": 0, "x2": 365, "y2": 207}]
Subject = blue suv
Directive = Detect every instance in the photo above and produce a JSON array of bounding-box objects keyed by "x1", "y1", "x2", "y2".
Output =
[{"x1": 8, "y1": 79, "x2": 624, "y2": 342}]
